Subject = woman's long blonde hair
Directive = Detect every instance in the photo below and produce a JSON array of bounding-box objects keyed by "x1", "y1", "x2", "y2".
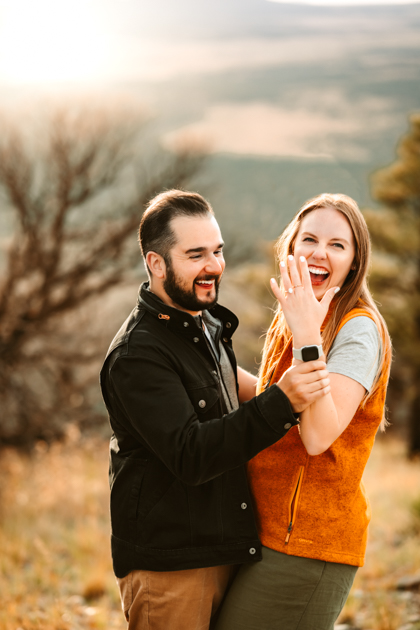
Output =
[{"x1": 260, "y1": 193, "x2": 392, "y2": 427}]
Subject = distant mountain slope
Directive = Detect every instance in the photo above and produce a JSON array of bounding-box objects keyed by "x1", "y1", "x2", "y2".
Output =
[{"x1": 194, "y1": 154, "x2": 368, "y2": 259}]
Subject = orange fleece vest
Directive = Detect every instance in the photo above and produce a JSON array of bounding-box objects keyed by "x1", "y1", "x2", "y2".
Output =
[{"x1": 247, "y1": 308, "x2": 388, "y2": 567}]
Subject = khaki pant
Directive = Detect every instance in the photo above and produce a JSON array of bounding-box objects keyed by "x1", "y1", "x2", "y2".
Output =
[{"x1": 117, "y1": 564, "x2": 238, "y2": 630}]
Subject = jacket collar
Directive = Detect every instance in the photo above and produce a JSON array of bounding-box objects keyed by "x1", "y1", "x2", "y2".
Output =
[{"x1": 137, "y1": 282, "x2": 239, "y2": 339}]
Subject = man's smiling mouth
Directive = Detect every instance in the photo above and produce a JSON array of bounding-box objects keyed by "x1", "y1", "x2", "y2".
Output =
[{"x1": 195, "y1": 279, "x2": 216, "y2": 289}]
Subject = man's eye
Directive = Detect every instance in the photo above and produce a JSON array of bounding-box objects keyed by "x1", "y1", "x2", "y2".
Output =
[
  {"x1": 215, "y1": 250, "x2": 223, "y2": 256},
  {"x1": 190, "y1": 254, "x2": 202, "y2": 259}
]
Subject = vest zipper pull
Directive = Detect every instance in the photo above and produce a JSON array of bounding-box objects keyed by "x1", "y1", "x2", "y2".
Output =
[{"x1": 285, "y1": 521, "x2": 293, "y2": 544}]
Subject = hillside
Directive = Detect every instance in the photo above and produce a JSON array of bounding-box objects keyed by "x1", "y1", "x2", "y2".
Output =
[{"x1": 123, "y1": 0, "x2": 420, "y2": 250}]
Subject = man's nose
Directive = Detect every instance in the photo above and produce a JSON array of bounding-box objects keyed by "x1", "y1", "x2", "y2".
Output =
[{"x1": 205, "y1": 254, "x2": 224, "y2": 273}]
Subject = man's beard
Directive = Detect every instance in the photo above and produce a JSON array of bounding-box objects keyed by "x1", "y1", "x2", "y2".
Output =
[{"x1": 163, "y1": 262, "x2": 221, "y2": 312}]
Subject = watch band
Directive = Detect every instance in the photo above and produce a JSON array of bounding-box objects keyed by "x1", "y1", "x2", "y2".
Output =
[{"x1": 292, "y1": 344, "x2": 323, "y2": 362}]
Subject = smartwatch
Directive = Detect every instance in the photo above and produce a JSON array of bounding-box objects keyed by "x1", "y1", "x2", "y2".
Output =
[{"x1": 292, "y1": 344, "x2": 323, "y2": 362}]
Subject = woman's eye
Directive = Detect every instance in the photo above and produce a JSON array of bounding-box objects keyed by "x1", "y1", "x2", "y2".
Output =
[
  {"x1": 303, "y1": 237, "x2": 316, "y2": 243},
  {"x1": 332, "y1": 243, "x2": 344, "y2": 249}
]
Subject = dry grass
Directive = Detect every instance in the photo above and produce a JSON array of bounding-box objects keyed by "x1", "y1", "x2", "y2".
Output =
[
  {"x1": 0, "y1": 435, "x2": 419, "y2": 630},
  {"x1": 0, "y1": 436, "x2": 124, "y2": 630},
  {"x1": 338, "y1": 435, "x2": 420, "y2": 630}
]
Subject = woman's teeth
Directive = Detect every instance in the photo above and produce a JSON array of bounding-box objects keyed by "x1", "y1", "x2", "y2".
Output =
[
  {"x1": 308, "y1": 267, "x2": 329, "y2": 276},
  {"x1": 308, "y1": 267, "x2": 329, "y2": 285}
]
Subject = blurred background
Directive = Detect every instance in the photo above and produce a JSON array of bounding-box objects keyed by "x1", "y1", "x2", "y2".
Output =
[{"x1": 1, "y1": 0, "x2": 420, "y2": 628}]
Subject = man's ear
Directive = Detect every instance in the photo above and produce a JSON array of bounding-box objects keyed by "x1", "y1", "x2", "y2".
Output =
[{"x1": 146, "y1": 251, "x2": 166, "y2": 279}]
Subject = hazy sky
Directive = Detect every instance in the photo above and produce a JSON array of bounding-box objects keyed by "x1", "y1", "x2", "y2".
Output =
[
  {"x1": 269, "y1": 0, "x2": 419, "y2": 3},
  {"x1": 0, "y1": 0, "x2": 418, "y2": 85},
  {"x1": 0, "y1": 0, "x2": 418, "y2": 164}
]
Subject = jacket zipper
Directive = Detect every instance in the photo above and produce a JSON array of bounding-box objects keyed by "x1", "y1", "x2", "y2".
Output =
[{"x1": 285, "y1": 465, "x2": 304, "y2": 545}]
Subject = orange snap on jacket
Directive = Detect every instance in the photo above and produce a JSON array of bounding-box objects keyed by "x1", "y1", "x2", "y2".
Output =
[{"x1": 247, "y1": 308, "x2": 389, "y2": 567}]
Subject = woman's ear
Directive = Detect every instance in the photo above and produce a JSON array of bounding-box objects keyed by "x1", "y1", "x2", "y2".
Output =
[{"x1": 146, "y1": 251, "x2": 166, "y2": 279}]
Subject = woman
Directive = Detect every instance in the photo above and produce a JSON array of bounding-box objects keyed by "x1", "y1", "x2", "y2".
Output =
[{"x1": 215, "y1": 193, "x2": 391, "y2": 630}]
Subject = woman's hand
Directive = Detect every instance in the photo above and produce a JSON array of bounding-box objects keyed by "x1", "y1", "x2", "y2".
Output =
[{"x1": 270, "y1": 255, "x2": 339, "y2": 348}]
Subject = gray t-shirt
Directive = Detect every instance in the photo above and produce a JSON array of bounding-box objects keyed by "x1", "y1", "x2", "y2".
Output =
[
  {"x1": 327, "y1": 316, "x2": 381, "y2": 392},
  {"x1": 198, "y1": 311, "x2": 239, "y2": 413}
]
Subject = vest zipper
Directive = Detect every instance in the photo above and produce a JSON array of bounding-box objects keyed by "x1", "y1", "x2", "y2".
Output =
[
  {"x1": 285, "y1": 465, "x2": 304, "y2": 545},
  {"x1": 265, "y1": 368, "x2": 275, "y2": 390}
]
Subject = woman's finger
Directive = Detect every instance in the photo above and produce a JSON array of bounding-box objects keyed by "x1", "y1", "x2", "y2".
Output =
[
  {"x1": 320, "y1": 286, "x2": 340, "y2": 309},
  {"x1": 270, "y1": 277, "x2": 286, "y2": 306},
  {"x1": 298, "y1": 255, "x2": 312, "y2": 290},
  {"x1": 287, "y1": 255, "x2": 302, "y2": 289},
  {"x1": 279, "y1": 260, "x2": 293, "y2": 294}
]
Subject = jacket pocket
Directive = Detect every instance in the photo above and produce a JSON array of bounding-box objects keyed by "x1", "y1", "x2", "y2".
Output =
[
  {"x1": 187, "y1": 477, "x2": 224, "y2": 546},
  {"x1": 186, "y1": 384, "x2": 220, "y2": 420},
  {"x1": 109, "y1": 448, "x2": 148, "y2": 542},
  {"x1": 140, "y1": 477, "x2": 192, "y2": 548}
]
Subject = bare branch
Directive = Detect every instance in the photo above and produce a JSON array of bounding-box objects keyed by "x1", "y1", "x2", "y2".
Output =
[{"x1": 0, "y1": 105, "x2": 207, "y2": 447}]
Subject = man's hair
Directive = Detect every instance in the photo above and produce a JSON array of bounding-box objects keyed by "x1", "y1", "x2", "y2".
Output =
[{"x1": 139, "y1": 190, "x2": 214, "y2": 272}]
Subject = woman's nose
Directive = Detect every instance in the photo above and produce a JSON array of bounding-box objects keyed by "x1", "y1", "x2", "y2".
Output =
[{"x1": 312, "y1": 244, "x2": 327, "y2": 259}]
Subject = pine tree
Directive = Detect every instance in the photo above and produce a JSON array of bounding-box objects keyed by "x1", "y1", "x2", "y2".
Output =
[{"x1": 364, "y1": 113, "x2": 420, "y2": 456}]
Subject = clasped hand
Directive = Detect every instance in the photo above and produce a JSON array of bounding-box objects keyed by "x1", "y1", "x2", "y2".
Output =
[{"x1": 277, "y1": 360, "x2": 330, "y2": 413}]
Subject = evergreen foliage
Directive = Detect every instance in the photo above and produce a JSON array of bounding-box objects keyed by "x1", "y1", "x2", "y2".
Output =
[{"x1": 365, "y1": 113, "x2": 420, "y2": 456}]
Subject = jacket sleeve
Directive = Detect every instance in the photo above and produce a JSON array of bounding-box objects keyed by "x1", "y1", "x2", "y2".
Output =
[{"x1": 105, "y1": 338, "x2": 298, "y2": 486}]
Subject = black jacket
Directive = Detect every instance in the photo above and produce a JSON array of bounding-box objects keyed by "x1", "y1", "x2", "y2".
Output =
[{"x1": 100, "y1": 283, "x2": 298, "y2": 577}]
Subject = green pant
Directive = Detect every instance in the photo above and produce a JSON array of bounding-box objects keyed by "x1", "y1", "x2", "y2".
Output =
[{"x1": 214, "y1": 547, "x2": 357, "y2": 630}]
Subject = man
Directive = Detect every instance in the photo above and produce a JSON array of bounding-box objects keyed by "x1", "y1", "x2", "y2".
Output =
[{"x1": 100, "y1": 190, "x2": 330, "y2": 630}]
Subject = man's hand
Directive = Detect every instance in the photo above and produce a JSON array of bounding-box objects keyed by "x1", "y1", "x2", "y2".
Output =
[{"x1": 276, "y1": 360, "x2": 330, "y2": 413}]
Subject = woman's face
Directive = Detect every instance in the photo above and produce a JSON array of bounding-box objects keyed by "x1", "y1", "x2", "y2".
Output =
[{"x1": 293, "y1": 206, "x2": 356, "y2": 300}]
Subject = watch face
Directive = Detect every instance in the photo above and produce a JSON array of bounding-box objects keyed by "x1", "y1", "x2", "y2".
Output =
[{"x1": 301, "y1": 346, "x2": 320, "y2": 362}]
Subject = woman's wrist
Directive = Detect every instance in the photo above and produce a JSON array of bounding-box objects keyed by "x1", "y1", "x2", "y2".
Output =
[{"x1": 292, "y1": 334, "x2": 323, "y2": 349}]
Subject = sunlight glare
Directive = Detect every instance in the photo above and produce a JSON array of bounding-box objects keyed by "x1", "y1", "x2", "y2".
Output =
[{"x1": 0, "y1": 0, "x2": 111, "y2": 84}]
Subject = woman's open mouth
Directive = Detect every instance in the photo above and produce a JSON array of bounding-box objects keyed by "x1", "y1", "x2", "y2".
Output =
[{"x1": 308, "y1": 266, "x2": 330, "y2": 286}]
